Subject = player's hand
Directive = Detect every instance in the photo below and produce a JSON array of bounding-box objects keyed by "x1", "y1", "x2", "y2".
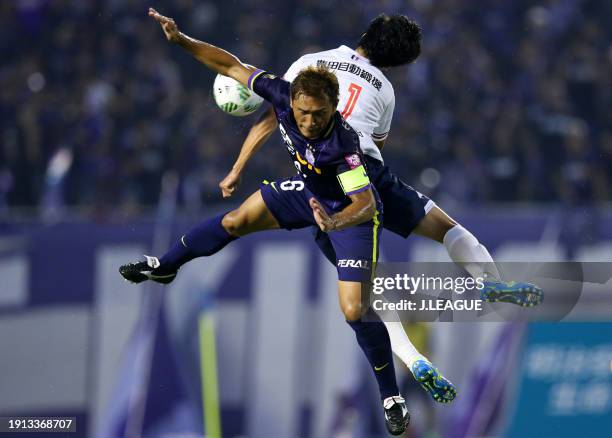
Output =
[
  {"x1": 310, "y1": 198, "x2": 335, "y2": 232},
  {"x1": 148, "y1": 8, "x2": 181, "y2": 43},
  {"x1": 219, "y1": 169, "x2": 242, "y2": 198}
]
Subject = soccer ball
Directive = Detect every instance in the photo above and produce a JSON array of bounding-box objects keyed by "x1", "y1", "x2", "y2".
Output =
[{"x1": 213, "y1": 74, "x2": 263, "y2": 116}]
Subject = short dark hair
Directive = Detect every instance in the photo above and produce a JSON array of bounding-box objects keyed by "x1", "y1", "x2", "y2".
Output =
[
  {"x1": 291, "y1": 66, "x2": 339, "y2": 108},
  {"x1": 358, "y1": 14, "x2": 422, "y2": 68}
]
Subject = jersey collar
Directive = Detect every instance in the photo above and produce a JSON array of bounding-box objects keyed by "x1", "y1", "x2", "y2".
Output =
[{"x1": 338, "y1": 45, "x2": 371, "y2": 65}]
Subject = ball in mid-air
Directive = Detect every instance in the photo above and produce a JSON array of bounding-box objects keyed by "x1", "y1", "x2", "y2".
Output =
[{"x1": 213, "y1": 74, "x2": 263, "y2": 116}]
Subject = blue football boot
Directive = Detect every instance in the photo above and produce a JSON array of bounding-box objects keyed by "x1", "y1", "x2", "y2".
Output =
[
  {"x1": 411, "y1": 360, "x2": 457, "y2": 404},
  {"x1": 480, "y1": 280, "x2": 543, "y2": 307}
]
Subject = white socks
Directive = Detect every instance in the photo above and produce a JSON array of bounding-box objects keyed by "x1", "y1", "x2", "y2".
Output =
[
  {"x1": 383, "y1": 225, "x2": 499, "y2": 371},
  {"x1": 383, "y1": 319, "x2": 427, "y2": 369},
  {"x1": 443, "y1": 225, "x2": 500, "y2": 281}
]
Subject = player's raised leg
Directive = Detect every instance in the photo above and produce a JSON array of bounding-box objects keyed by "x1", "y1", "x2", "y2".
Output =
[
  {"x1": 119, "y1": 190, "x2": 279, "y2": 283},
  {"x1": 414, "y1": 206, "x2": 543, "y2": 306}
]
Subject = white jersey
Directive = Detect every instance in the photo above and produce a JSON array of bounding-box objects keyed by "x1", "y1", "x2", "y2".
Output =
[{"x1": 283, "y1": 45, "x2": 395, "y2": 164}]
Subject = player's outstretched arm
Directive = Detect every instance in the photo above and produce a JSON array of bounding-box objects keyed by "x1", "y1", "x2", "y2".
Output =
[
  {"x1": 219, "y1": 105, "x2": 279, "y2": 198},
  {"x1": 148, "y1": 7, "x2": 254, "y2": 86},
  {"x1": 310, "y1": 189, "x2": 376, "y2": 232}
]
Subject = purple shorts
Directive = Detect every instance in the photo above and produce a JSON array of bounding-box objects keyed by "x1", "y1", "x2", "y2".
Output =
[{"x1": 260, "y1": 175, "x2": 383, "y2": 283}]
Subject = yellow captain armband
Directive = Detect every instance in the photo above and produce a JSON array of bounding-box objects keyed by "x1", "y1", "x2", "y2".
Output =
[{"x1": 337, "y1": 165, "x2": 371, "y2": 195}]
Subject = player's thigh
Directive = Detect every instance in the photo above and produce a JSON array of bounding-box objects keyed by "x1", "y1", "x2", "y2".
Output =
[
  {"x1": 311, "y1": 227, "x2": 337, "y2": 265},
  {"x1": 222, "y1": 190, "x2": 280, "y2": 236},
  {"x1": 413, "y1": 206, "x2": 458, "y2": 243},
  {"x1": 374, "y1": 170, "x2": 431, "y2": 238},
  {"x1": 328, "y1": 215, "x2": 381, "y2": 283},
  {"x1": 259, "y1": 176, "x2": 316, "y2": 230},
  {"x1": 337, "y1": 280, "x2": 371, "y2": 321}
]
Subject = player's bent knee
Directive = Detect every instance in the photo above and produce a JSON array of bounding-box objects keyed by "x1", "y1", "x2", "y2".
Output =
[
  {"x1": 342, "y1": 301, "x2": 363, "y2": 322},
  {"x1": 438, "y1": 221, "x2": 457, "y2": 240},
  {"x1": 417, "y1": 206, "x2": 458, "y2": 242},
  {"x1": 221, "y1": 211, "x2": 247, "y2": 236}
]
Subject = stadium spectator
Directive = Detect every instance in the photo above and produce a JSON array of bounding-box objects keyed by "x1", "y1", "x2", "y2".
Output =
[{"x1": 2, "y1": 0, "x2": 610, "y2": 216}]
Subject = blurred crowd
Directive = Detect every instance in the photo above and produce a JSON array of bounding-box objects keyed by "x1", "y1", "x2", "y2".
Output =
[{"x1": 1, "y1": 0, "x2": 611, "y2": 217}]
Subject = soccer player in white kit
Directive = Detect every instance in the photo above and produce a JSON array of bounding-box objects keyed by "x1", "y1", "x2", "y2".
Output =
[{"x1": 219, "y1": 14, "x2": 543, "y2": 405}]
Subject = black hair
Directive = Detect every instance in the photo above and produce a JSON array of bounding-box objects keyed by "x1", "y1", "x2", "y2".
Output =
[
  {"x1": 291, "y1": 66, "x2": 339, "y2": 108},
  {"x1": 358, "y1": 14, "x2": 422, "y2": 68}
]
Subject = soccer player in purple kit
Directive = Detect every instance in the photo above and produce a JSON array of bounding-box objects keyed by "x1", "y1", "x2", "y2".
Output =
[
  {"x1": 220, "y1": 12, "x2": 545, "y2": 409},
  {"x1": 119, "y1": 8, "x2": 410, "y2": 435}
]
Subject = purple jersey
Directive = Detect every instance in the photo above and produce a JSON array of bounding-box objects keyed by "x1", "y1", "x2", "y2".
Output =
[{"x1": 247, "y1": 69, "x2": 372, "y2": 212}]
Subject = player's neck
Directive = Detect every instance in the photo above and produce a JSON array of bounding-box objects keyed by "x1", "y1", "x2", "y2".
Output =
[{"x1": 355, "y1": 46, "x2": 369, "y2": 59}]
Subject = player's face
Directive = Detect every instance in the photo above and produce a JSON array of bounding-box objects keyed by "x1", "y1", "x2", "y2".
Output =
[{"x1": 291, "y1": 93, "x2": 335, "y2": 139}]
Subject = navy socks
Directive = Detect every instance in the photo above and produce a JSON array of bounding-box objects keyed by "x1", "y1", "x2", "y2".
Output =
[
  {"x1": 159, "y1": 213, "x2": 237, "y2": 272},
  {"x1": 159, "y1": 214, "x2": 398, "y2": 401},
  {"x1": 347, "y1": 308, "x2": 399, "y2": 400}
]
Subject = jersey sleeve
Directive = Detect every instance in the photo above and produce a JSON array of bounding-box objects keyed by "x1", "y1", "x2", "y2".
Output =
[
  {"x1": 247, "y1": 69, "x2": 291, "y2": 109},
  {"x1": 372, "y1": 93, "x2": 395, "y2": 142},
  {"x1": 283, "y1": 58, "x2": 303, "y2": 83},
  {"x1": 335, "y1": 147, "x2": 372, "y2": 196},
  {"x1": 333, "y1": 116, "x2": 372, "y2": 195}
]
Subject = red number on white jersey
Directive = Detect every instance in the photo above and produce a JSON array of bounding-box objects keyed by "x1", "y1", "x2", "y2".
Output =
[{"x1": 341, "y1": 83, "x2": 362, "y2": 120}]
